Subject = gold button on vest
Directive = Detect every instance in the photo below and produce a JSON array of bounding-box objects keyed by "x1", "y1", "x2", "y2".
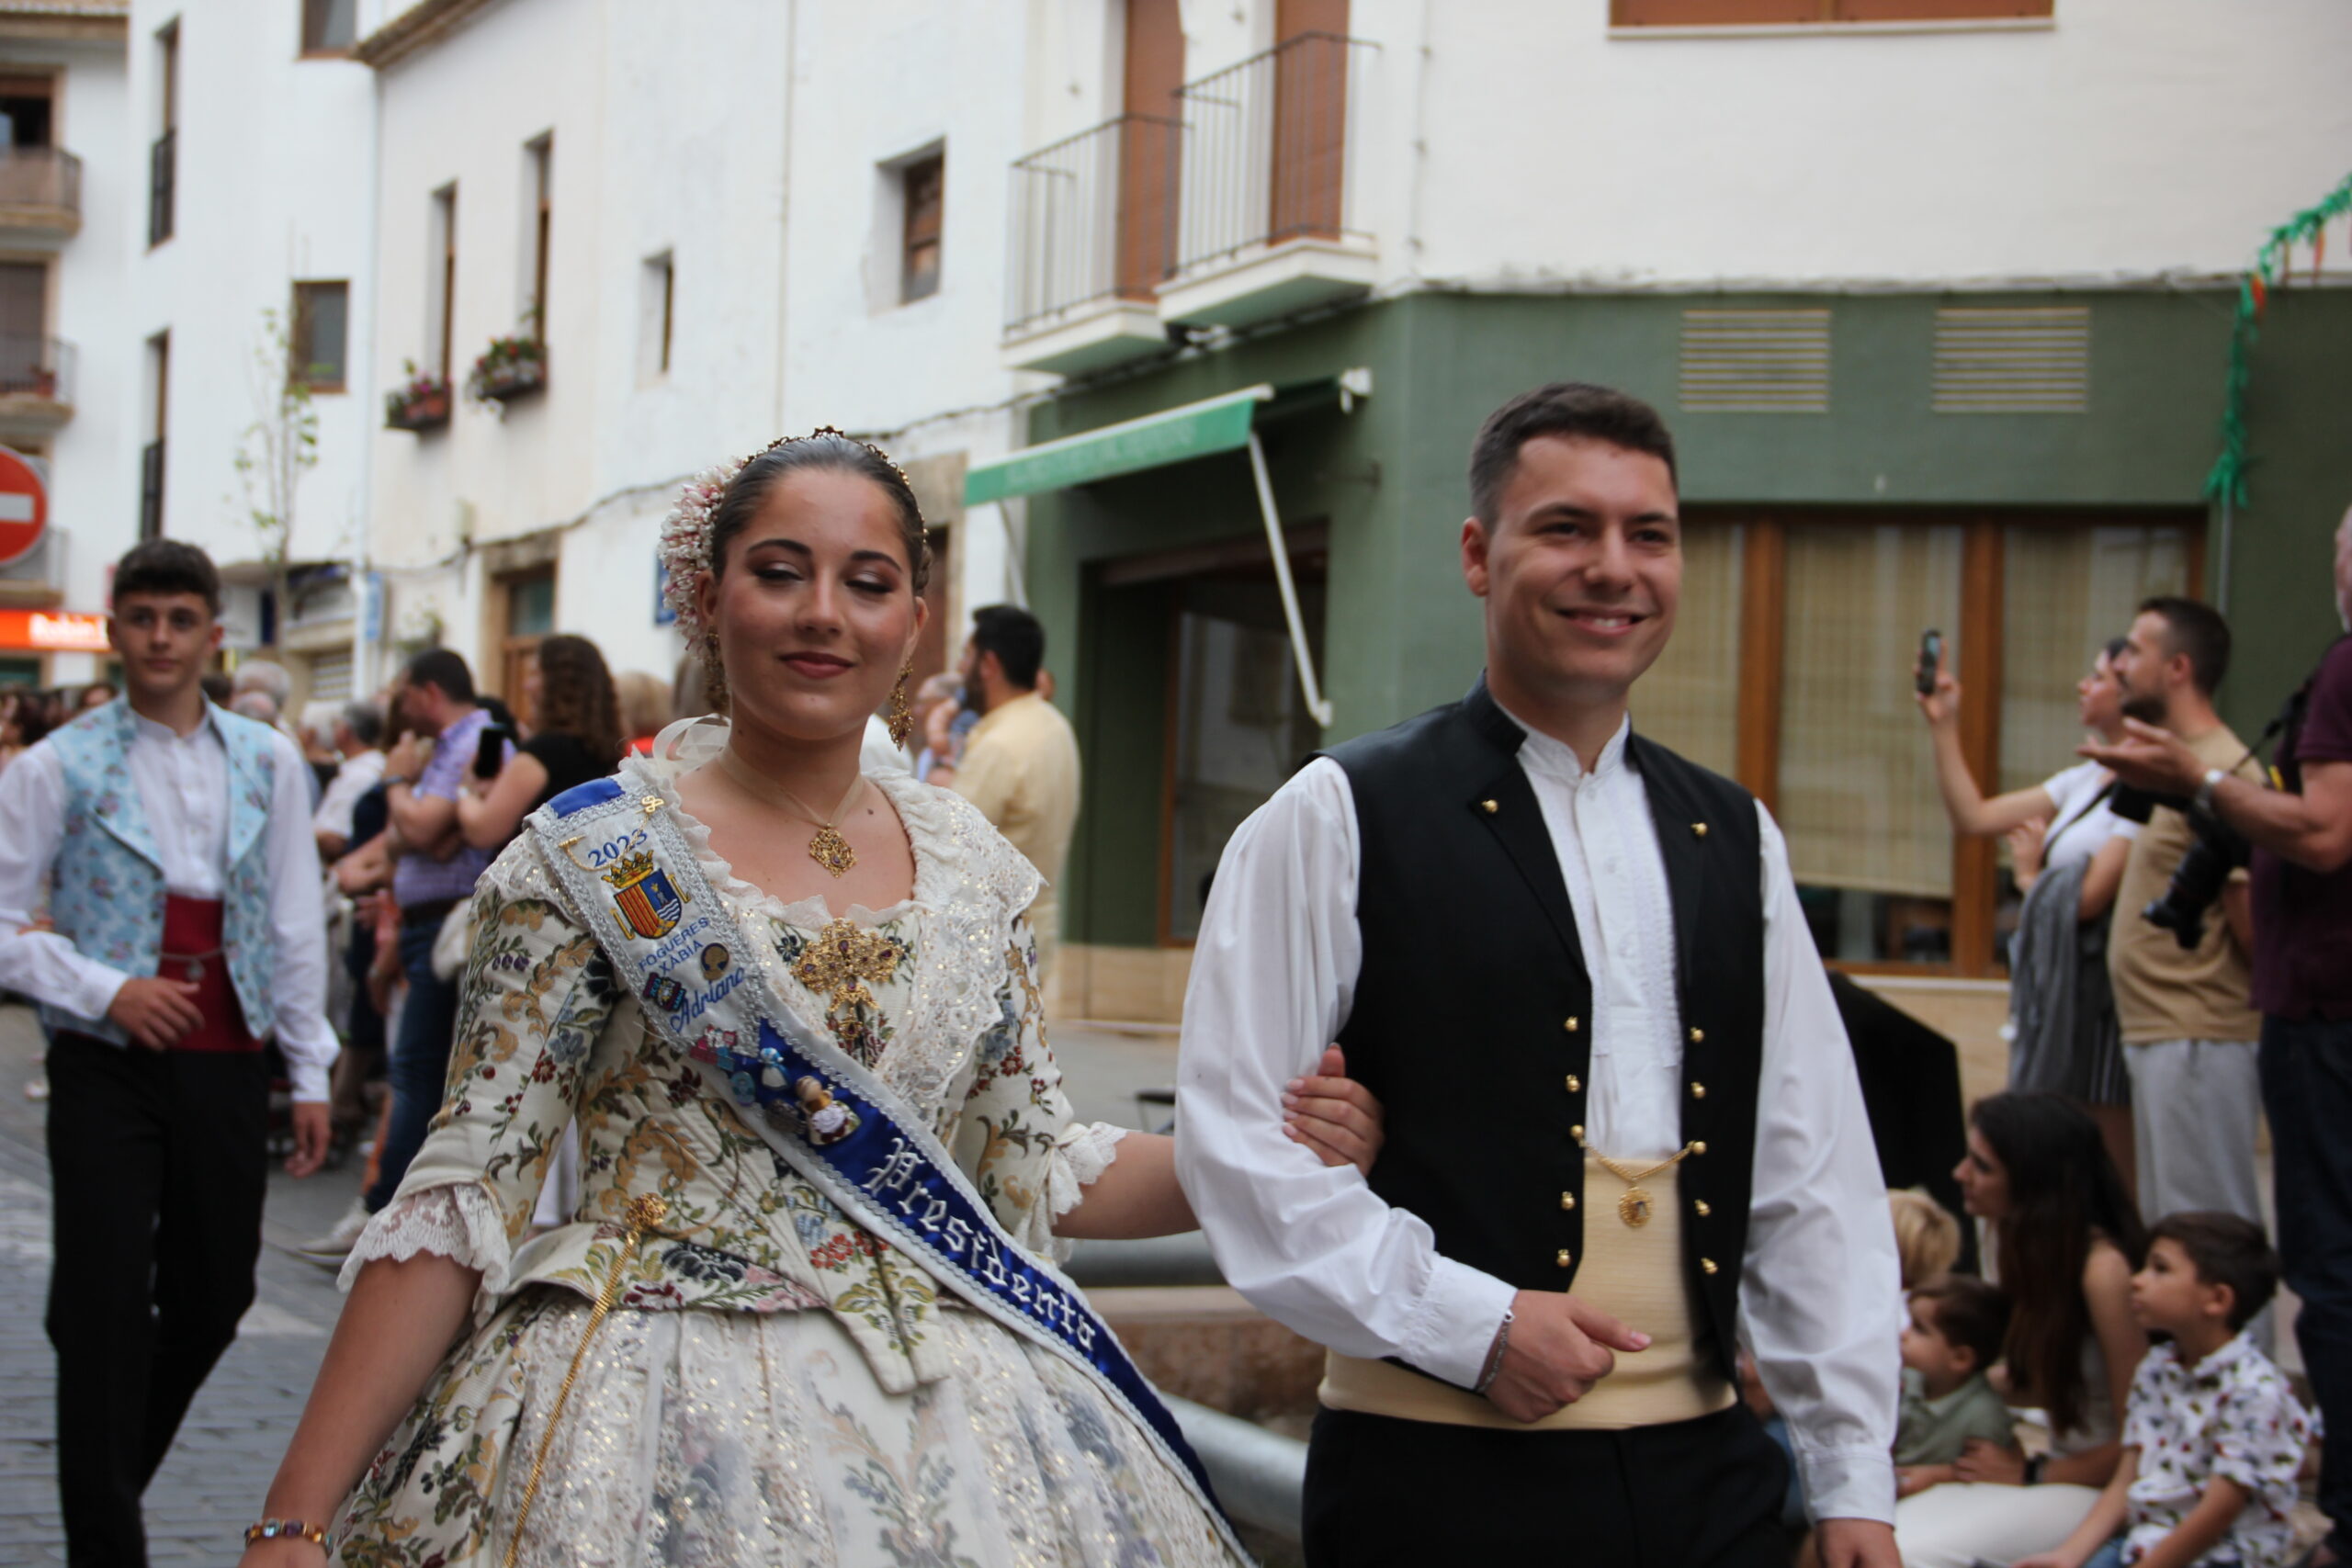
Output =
[
  {"x1": 1694, "y1": 1199, "x2": 1711, "y2": 1217},
  {"x1": 1691, "y1": 1141, "x2": 1707, "y2": 1156},
  {"x1": 1702, "y1": 1258, "x2": 1719, "y2": 1275},
  {"x1": 1690, "y1": 1081, "x2": 1706, "y2": 1100},
  {"x1": 1560, "y1": 1191, "x2": 1576, "y2": 1211},
  {"x1": 1556, "y1": 1249, "x2": 1573, "y2": 1269},
  {"x1": 1564, "y1": 1074, "x2": 1581, "y2": 1093},
  {"x1": 1689, "y1": 1027, "x2": 1705, "y2": 1043},
  {"x1": 1564, "y1": 1017, "x2": 1580, "y2": 1033}
]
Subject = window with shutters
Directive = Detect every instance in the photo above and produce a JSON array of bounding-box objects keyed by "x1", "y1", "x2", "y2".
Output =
[
  {"x1": 1612, "y1": 0, "x2": 2051, "y2": 25},
  {"x1": 290, "y1": 280, "x2": 348, "y2": 392},
  {"x1": 900, "y1": 152, "x2": 944, "y2": 304}
]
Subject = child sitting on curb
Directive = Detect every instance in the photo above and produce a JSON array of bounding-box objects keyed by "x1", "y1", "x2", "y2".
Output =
[
  {"x1": 1895, "y1": 1273, "x2": 2020, "y2": 1497},
  {"x1": 2018, "y1": 1212, "x2": 2312, "y2": 1568}
]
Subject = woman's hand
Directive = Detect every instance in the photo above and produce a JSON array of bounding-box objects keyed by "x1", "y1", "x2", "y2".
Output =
[
  {"x1": 1952, "y1": 1436, "x2": 2027, "y2": 1485},
  {"x1": 2007, "y1": 814, "x2": 2049, "y2": 892},
  {"x1": 1282, "y1": 1046, "x2": 1384, "y2": 1177},
  {"x1": 1895, "y1": 1462, "x2": 1954, "y2": 1498},
  {"x1": 1914, "y1": 668, "x2": 1962, "y2": 730},
  {"x1": 236, "y1": 1538, "x2": 332, "y2": 1568}
]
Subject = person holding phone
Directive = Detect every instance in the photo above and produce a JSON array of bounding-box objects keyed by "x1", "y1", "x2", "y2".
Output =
[
  {"x1": 1915, "y1": 637, "x2": 2141, "y2": 1190},
  {"x1": 455, "y1": 634, "x2": 625, "y2": 852}
]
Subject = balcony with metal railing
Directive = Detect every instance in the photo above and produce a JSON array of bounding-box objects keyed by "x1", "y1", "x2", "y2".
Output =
[
  {"x1": 1159, "y1": 33, "x2": 1378, "y2": 331},
  {"x1": 0, "y1": 336, "x2": 75, "y2": 434},
  {"x1": 0, "y1": 148, "x2": 83, "y2": 238},
  {"x1": 1001, "y1": 114, "x2": 1182, "y2": 376}
]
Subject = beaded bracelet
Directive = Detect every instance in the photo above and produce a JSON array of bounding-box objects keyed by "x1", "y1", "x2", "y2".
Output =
[{"x1": 243, "y1": 1517, "x2": 330, "y2": 1547}]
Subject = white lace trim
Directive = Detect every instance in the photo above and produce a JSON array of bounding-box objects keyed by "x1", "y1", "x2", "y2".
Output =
[
  {"x1": 338, "y1": 1182, "x2": 514, "y2": 1298},
  {"x1": 1046, "y1": 1121, "x2": 1127, "y2": 1217}
]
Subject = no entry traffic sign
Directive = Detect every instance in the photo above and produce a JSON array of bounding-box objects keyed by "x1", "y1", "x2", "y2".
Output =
[{"x1": 0, "y1": 446, "x2": 46, "y2": 569}]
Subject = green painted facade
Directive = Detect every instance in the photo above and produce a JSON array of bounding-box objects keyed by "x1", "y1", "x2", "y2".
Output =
[{"x1": 1023, "y1": 288, "x2": 2352, "y2": 950}]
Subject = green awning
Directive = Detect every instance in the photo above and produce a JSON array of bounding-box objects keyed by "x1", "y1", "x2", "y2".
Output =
[{"x1": 963, "y1": 386, "x2": 1273, "y2": 505}]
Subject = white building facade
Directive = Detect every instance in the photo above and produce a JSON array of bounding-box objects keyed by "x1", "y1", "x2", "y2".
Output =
[{"x1": 0, "y1": 1, "x2": 128, "y2": 689}]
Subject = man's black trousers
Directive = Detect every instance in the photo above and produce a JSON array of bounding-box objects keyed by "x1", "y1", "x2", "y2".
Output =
[
  {"x1": 44, "y1": 1033, "x2": 269, "y2": 1568},
  {"x1": 1304, "y1": 1399, "x2": 1791, "y2": 1567},
  {"x1": 2262, "y1": 1010, "x2": 2352, "y2": 1560}
]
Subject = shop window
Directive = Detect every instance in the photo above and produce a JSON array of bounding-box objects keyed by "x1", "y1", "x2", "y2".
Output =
[
  {"x1": 1663, "y1": 511, "x2": 2190, "y2": 973},
  {"x1": 290, "y1": 280, "x2": 348, "y2": 391},
  {"x1": 899, "y1": 151, "x2": 944, "y2": 303},
  {"x1": 0, "y1": 656, "x2": 39, "y2": 686}
]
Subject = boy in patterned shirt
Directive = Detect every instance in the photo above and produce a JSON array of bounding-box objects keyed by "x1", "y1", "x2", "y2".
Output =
[{"x1": 2020, "y1": 1212, "x2": 2312, "y2": 1568}]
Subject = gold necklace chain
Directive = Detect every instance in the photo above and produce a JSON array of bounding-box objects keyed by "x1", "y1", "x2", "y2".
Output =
[
  {"x1": 1574, "y1": 1130, "x2": 1695, "y2": 1229},
  {"x1": 717, "y1": 747, "x2": 866, "y2": 877}
]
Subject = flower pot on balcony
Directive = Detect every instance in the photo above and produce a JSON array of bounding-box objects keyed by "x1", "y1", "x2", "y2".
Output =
[
  {"x1": 467, "y1": 337, "x2": 547, "y2": 404},
  {"x1": 385, "y1": 385, "x2": 451, "y2": 432}
]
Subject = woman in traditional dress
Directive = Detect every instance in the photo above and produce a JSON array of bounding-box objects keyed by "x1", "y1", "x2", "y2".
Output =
[{"x1": 238, "y1": 432, "x2": 1384, "y2": 1568}]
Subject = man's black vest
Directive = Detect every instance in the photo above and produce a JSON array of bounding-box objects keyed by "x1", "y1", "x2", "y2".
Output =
[{"x1": 1321, "y1": 680, "x2": 1767, "y2": 1384}]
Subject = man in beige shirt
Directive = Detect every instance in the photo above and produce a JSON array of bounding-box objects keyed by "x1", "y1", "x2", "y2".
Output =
[
  {"x1": 2103, "y1": 597, "x2": 2264, "y2": 1227},
  {"x1": 953, "y1": 605, "x2": 1080, "y2": 977}
]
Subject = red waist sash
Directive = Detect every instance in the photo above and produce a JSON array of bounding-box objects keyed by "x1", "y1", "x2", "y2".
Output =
[{"x1": 157, "y1": 894, "x2": 258, "y2": 1054}]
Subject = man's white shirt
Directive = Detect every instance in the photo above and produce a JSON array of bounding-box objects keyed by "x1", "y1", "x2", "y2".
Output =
[
  {"x1": 0, "y1": 709, "x2": 338, "y2": 1100},
  {"x1": 1174, "y1": 711, "x2": 1902, "y2": 1524}
]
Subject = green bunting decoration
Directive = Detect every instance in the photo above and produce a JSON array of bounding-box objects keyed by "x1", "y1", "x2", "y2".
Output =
[{"x1": 2204, "y1": 171, "x2": 2352, "y2": 508}]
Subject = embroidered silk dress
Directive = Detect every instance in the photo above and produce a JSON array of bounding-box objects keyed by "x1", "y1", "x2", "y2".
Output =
[{"x1": 333, "y1": 733, "x2": 1241, "y2": 1568}]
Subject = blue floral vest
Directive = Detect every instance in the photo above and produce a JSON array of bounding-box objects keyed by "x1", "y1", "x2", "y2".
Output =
[{"x1": 43, "y1": 699, "x2": 280, "y2": 1044}]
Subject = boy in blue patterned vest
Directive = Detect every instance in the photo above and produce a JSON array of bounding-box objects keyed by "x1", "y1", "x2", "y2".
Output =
[{"x1": 0, "y1": 540, "x2": 336, "y2": 1566}]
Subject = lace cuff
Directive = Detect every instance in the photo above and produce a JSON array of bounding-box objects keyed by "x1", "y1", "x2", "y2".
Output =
[
  {"x1": 338, "y1": 1182, "x2": 514, "y2": 1297},
  {"x1": 1035, "y1": 1122, "x2": 1128, "y2": 1262}
]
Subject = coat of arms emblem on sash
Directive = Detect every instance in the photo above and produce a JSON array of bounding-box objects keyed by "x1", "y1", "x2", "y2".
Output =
[{"x1": 604, "y1": 851, "x2": 687, "y2": 939}]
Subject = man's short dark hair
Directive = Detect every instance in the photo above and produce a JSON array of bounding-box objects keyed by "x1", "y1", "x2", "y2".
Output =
[
  {"x1": 2149, "y1": 1211, "x2": 2279, "y2": 1329},
  {"x1": 111, "y1": 539, "x2": 220, "y2": 615},
  {"x1": 2138, "y1": 596, "x2": 2232, "y2": 697},
  {"x1": 403, "y1": 647, "x2": 476, "y2": 705},
  {"x1": 1468, "y1": 382, "x2": 1679, "y2": 526},
  {"x1": 1909, "y1": 1274, "x2": 2011, "y2": 1368},
  {"x1": 970, "y1": 604, "x2": 1046, "y2": 690}
]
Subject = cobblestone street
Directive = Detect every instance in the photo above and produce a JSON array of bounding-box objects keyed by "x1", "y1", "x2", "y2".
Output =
[{"x1": 0, "y1": 1000, "x2": 1185, "y2": 1565}]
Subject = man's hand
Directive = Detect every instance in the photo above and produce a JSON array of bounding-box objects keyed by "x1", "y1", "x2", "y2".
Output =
[
  {"x1": 1815, "y1": 1518, "x2": 1900, "y2": 1568},
  {"x1": 383, "y1": 732, "x2": 432, "y2": 783},
  {"x1": 286, "y1": 1101, "x2": 331, "y2": 1178},
  {"x1": 1481, "y1": 1289, "x2": 1650, "y2": 1423},
  {"x1": 2081, "y1": 718, "x2": 2206, "y2": 797},
  {"x1": 107, "y1": 975, "x2": 204, "y2": 1051}
]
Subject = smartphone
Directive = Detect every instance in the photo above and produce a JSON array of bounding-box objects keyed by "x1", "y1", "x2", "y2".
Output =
[
  {"x1": 1917, "y1": 628, "x2": 1943, "y2": 696},
  {"x1": 473, "y1": 723, "x2": 514, "y2": 779}
]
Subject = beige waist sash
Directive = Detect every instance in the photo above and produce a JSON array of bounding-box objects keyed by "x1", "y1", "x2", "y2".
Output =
[{"x1": 1320, "y1": 1157, "x2": 1735, "y2": 1431}]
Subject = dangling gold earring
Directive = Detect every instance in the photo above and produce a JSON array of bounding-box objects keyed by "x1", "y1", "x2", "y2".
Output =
[{"x1": 887, "y1": 662, "x2": 914, "y2": 749}]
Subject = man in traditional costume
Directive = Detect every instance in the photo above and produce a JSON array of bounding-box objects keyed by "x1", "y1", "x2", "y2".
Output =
[
  {"x1": 0, "y1": 539, "x2": 335, "y2": 1566},
  {"x1": 1178, "y1": 384, "x2": 1902, "y2": 1566}
]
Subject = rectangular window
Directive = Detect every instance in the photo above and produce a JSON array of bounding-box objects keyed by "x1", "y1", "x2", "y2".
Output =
[
  {"x1": 141, "y1": 332, "x2": 168, "y2": 541},
  {"x1": 300, "y1": 0, "x2": 356, "y2": 54},
  {"x1": 1673, "y1": 508, "x2": 2193, "y2": 973},
  {"x1": 526, "y1": 134, "x2": 551, "y2": 339},
  {"x1": 1611, "y1": 0, "x2": 2052, "y2": 23},
  {"x1": 499, "y1": 569, "x2": 555, "y2": 700},
  {"x1": 0, "y1": 75, "x2": 55, "y2": 150},
  {"x1": 149, "y1": 22, "x2": 177, "y2": 246},
  {"x1": 0, "y1": 261, "x2": 46, "y2": 396},
  {"x1": 289, "y1": 280, "x2": 348, "y2": 391},
  {"x1": 900, "y1": 151, "x2": 943, "y2": 303},
  {"x1": 429, "y1": 183, "x2": 457, "y2": 378},
  {"x1": 638, "y1": 251, "x2": 673, "y2": 382}
]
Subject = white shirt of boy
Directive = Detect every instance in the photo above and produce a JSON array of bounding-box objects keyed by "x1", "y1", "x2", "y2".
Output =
[{"x1": 2121, "y1": 1331, "x2": 2312, "y2": 1568}]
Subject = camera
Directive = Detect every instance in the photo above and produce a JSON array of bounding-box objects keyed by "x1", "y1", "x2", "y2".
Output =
[{"x1": 2109, "y1": 784, "x2": 2252, "y2": 949}]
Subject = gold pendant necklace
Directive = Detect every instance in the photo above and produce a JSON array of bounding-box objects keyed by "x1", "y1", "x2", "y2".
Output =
[
  {"x1": 1575, "y1": 1130, "x2": 1696, "y2": 1228},
  {"x1": 717, "y1": 748, "x2": 866, "y2": 878}
]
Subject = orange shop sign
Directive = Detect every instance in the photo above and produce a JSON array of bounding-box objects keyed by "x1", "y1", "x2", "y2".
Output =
[{"x1": 0, "y1": 609, "x2": 108, "y2": 653}]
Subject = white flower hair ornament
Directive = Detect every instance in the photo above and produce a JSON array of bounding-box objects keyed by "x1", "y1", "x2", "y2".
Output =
[{"x1": 658, "y1": 457, "x2": 741, "y2": 646}]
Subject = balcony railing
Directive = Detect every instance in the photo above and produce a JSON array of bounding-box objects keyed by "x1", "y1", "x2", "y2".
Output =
[
  {"x1": 1004, "y1": 114, "x2": 1181, "y2": 334},
  {"x1": 148, "y1": 128, "x2": 175, "y2": 245},
  {"x1": 1172, "y1": 33, "x2": 1375, "y2": 278},
  {"x1": 0, "y1": 147, "x2": 82, "y2": 220},
  {"x1": 0, "y1": 336, "x2": 74, "y2": 408},
  {"x1": 140, "y1": 439, "x2": 164, "y2": 541}
]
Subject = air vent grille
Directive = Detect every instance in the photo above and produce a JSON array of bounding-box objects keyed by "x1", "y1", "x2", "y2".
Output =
[
  {"x1": 1679, "y1": 309, "x2": 1831, "y2": 413},
  {"x1": 1933, "y1": 307, "x2": 2088, "y2": 413}
]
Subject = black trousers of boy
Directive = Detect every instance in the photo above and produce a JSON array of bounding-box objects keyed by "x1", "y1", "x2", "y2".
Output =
[
  {"x1": 44, "y1": 1033, "x2": 269, "y2": 1568},
  {"x1": 1304, "y1": 1400, "x2": 1791, "y2": 1567}
]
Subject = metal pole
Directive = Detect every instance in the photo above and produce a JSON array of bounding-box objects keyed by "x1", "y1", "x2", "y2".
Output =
[{"x1": 1246, "y1": 432, "x2": 1333, "y2": 728}]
